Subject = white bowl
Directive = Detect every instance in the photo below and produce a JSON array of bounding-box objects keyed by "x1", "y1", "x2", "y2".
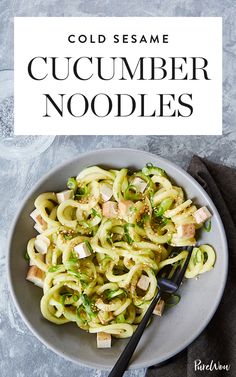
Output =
[{"x1": 7, "y1": 148, "x2": 228, "y2": 370}]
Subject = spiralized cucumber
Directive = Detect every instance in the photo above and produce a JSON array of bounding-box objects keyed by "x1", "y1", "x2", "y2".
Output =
[{"x1": 26, "y1": 163, "x2": 215, "y2": 344}]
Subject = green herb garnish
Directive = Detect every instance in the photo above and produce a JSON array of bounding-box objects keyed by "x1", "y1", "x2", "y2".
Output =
[
  {"x1": 84, "y1": 239, "x2": 93, "y2": 253},
  {"x1": 48, "y1": 265, "x2": 62, "y2": 273},
  {"x1": 80, "y1": 294, "x2": 96, "y2": 319},
  {"x1": 153, "y1": 198, "x2": 173, "y2": 218},
  {"x1": 137, "y1": 213, "x2": 150, "y2": 228},
  {"x1": 124, "y1": 185, "x2": 142, "y2": 201},
  {"x1": 203, "y1": 220, "x2": 211, "y2": 232},
  {"x1": 68, "y1": 269, "x2": 89, "y2": 282},
  {"x1": 116, "y1": 314, "x2": 125, "y2": 323},
  {"x1": 165, "y1": 294, "x2": 181, "y2": 307},
  {"x1": 105, "y1": 289, "x2": 126, "y2": 300},
  {"x1": 73, "y1": 294, "x2": 79, "y2": 302},
  {"x1": 91, "y1": 208, "x2": 100, "y2": 218},
  {"x1": 60, "y1": 292, "x2": 72, "y2": 305},
  {"x1": 161, "y1": 217, "x2": 169, "y2": 226},
  {"x1": 124, "y1": 223, "x2": 134, "y2": 244},
  {"x1": 67, "y1": 177, "x2": 78, "y2": 192},
  {"x1": 68, "y1": 256, "x2": 79, "y2": 263},
  {"x1": 153, "y1": 206, "x2": 164, "y2": 218},
  {"x1": 24, "y1": 251, "x2": 30, "y2": 261},
  {"x1": 75, "y1": 186, "x2": 88, "y2": 199},
  {"x1": 149, "y1": 189, "x2": 155, "y2": 208}
]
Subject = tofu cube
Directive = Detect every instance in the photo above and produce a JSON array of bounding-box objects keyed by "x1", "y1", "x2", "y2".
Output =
[
  {"x1": 118, "y1": 200, "x2": 133, "y2": 219},
  {"x1": 176, "y1": 223, "x2": 195, "y2": 239},
  {"x1": 30, "y1": 209, "x2": 47, "y2": 230},
  {"x1": 30, "y1": 254, "x2": 44, "y2": 266},
  {"x1": 137, "y1": 275, "x2": 150, "y2": 291},
  {"x1": 97, "y1": 332, "x2": 111, "y2": 348},
  {"x1": 26, "y1": 266, "x2": 45, "y2": 288},
  {"x1": 37, "y1": 234, "x2": 50, "y2": 247},
  {"x1": 56, "y1": 190, "x2": 73, "y2": 204},
  {"x1": 193, "y1": 206, "x2": 212, "y2": 224},
  {"x1": 74, "y1": 242, "x2": 91, "y2": 259},
  {"x1": 153, "y1": 299, "x2": 165, "y2": 316},
  {"x1": 132, "y1": 177, "x2": 147, "y2": 193},
  {"x1": 100, "y1": 183, "x2": 113, "y2": 202},
  {"x1": 34, "y1": 223, "x2": 45, "y2": 234},
  {"x1": 102, "y1": 201, "x2": 118, "y2": 218},
  {"x1": 98, "y1": 311, "x2": 113, "y2": 325},
  {"x1": 171, "y1": 233, "x2": 196, "y2": 247},
  {"x1": 34, "y1": 235, "x2": 50, "y2": 255},
  {"x1": 30, "y1": 208, "x2": 41, "y2": 223}
]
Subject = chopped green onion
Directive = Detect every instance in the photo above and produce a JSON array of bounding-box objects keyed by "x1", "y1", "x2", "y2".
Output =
[
  {"x1": 68, "y1": 256, "x2": 79, "y2": 263},
  {"x1": 130, "y1": 205, "x2": 138, "y2": 213},
  {"x1": 76, "y1": 307, "x2": 87, "y2": 324},
  {"x1": 106, "y1": 289, "x2": 126, "y2": 300},
  {"x1": 75, "y1": 186, "x2": 88, "y2": 199},
  {"x1": 165, "y1": 294, "x2": 181, "y2": 307},
  {"x1": 116, "y1": 313, "x2": 125, "y2": 323},
  {"x1": 161, "y1": 217, "x2": 169, "y2": 225},
  {"x1": 48, "y1": 265, "x2": 61, "y2": 273},
  {"x1": 68, "y1": 269, "x2": 89, "y2": 282},
  {"x1": 149, "y1": 189, "x2": 155, "y2": 208},
  {"x1": 67, "y1": 177, "x2": 78, "y2": 192},
  {"x1": 64, "y1": 259, "x2": 79, "y2": 270},
  {"x1": 203, "y1": 220, "x2": 211, "y2": 232},
  {"x1": 73, "y1": 294, "x2": 79, "y2": 302},
  {"x1": 124, "y1": 223, "x2": 134, "y2": 244},
  {"x1": 80, "y1": 294, "x2": 96, "y2": 319},
  {"x1": 143, "y1": 213, "x2": 150, "y2": 221},
  {"x1": 80, "y1": 220, "x2": 90, "y2": 229},
  {"x1": 91, "y1": 208, "x2": 100, "y2": 218},
  {"x1": 24, "y1": 251, "x2": 30, "y2": 261},
  {"x1": 153, "y1": 198, "x2": 173, "y2": 218},
  {"x1": 146, "y1": 162, "x2": 154, "y2": 168},
  {"x1": 60, "y1": 292, "x2": 72, "y2": 305},
  {"x1": 124, "y1": 184, "x2": 142, "y2": 201},
  {"x1": 137, "y1": 213, "x2": 150, "y2": 228},
  {"x1": 153, "y1": 206, "x2": 164, "y2": 218},
  {"x1": 84, "y1": 239, "x2": 93, "y2": 253}
]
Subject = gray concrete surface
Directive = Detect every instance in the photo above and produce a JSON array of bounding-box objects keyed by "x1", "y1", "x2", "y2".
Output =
[{"x1": 0, "y1": 1, "x2": 236, "y2": 377}]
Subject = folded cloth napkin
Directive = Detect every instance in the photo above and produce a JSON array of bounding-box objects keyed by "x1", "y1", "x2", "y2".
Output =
[{"x1": 146, "y1": 155, "x2": 236, "y2": 377}]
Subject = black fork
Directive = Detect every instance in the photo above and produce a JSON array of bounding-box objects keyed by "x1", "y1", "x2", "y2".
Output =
[{"x1": 108, "y1": 246, "x2": 194, "y2": 377}]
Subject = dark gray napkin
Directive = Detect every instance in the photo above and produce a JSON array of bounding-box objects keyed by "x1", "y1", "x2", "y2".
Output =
[{"x1": 146, "y1": 155, "x2": 236, "y2": 377}]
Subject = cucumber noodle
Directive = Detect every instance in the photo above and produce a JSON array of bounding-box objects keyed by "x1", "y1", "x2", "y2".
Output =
[{"x1": 26, "y1": 165, "x2": 216, "y2": 341}]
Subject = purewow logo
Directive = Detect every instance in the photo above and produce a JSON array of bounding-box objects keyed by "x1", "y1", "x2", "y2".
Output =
[{"x1": 194, "y1": 359, "x2": 230, "y2": 372}]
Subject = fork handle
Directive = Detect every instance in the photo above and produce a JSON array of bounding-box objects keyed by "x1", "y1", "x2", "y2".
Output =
[{"x1": 108, "y1": 291, "x2": 161, "y2": 377}]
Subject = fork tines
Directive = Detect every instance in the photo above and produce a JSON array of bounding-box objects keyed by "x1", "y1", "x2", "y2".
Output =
[{"x1": 157, "y1": 246, "x2": 194, "y2": 284}]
